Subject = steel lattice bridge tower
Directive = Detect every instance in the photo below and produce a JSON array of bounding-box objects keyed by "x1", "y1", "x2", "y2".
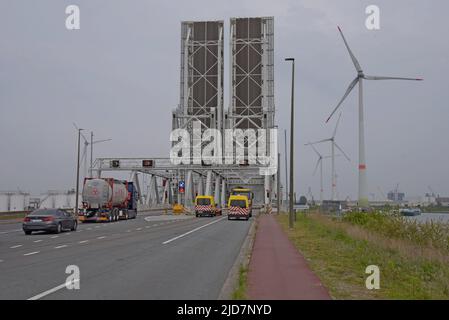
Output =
[{"x1": 92, "y1": 17, "x2": 279, "y2": 212}]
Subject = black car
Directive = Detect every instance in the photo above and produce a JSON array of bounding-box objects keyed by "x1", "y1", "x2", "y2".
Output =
[{"x1": 23, "y1": 209, "x2": 78, "y2": 235}]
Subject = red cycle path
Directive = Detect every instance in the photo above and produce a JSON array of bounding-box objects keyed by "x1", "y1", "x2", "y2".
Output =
[{"x1": 247, "y1": 214, "x2": 331, "y2": 300}]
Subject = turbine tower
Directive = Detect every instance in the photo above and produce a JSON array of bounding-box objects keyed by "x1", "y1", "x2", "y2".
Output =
[
  {"x1": 306, "y1": 113, "x2": 350, "y2": 200},
  {"x1": 326, "y1": 26, "x2": 423, "y2": 207}
]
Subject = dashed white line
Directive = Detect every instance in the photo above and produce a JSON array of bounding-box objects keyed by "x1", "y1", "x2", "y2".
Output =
[
  {"x1": 24, "y1": 251, "x2": 39, "y2": 256},
  {"x1": 0, "y1": 229, "x2": 21, "y2": 235},
  {"x1": 162, "y1": 217, "x2": 226, "y2": 245},
  {"x1": 145, "y1": 226, "x2": 150, "y2": 229},
  {"x1": 51, "y1": 236, "x2": 59, "y2": 239},
  {"x1": 87, "y1": 228, "x2": 92, "y2": 230},
  {"x1": 33, "y1": 240, "x2": 43, "y2": 243},
  {"x1": 54, "y1": 245, "x2": 67, "y2": 249},
  {"x1": 78, "y1": 240, "x2": 89, "y2": 244},
  {"x1": 10, "y1": 245, "x2": 23, "y2": 249},
  {"x1": 97, "y1": 236, "x2": 106, "y2": 240},
  {"x1": 136, "y1": 228, "x2": 142, "y2": 231}
]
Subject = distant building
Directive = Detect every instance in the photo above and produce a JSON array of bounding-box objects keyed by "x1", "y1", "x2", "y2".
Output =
[
  {"x1": 436, "y1": 197, "x2": 449, "y2": 206},
  {"x1": 387, "y1": 191, "x2": 405, "y2": 202},
  {"x1": 321, "y1": 200, "x2": 348, "y2": 213}
]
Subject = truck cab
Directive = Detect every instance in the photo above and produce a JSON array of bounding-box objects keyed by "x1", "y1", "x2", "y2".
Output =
[
  {"x1": 194, "y1": 195, "x2": 222, "y2": 217},
  {"x1": 227, "y1": 195, "x2": 251, "y2": 220}
]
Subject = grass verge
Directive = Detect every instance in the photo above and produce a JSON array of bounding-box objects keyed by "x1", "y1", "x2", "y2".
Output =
[
  {"x1": 232, "y1": 265, "x2": 248, "y2": 300},
  {"x1": 277, "y1": 212, "x2": 449, "y2": 299}
]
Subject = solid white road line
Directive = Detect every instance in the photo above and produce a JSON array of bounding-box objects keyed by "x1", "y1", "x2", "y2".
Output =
[
  {"x1": 23, "y1": 251, "x2": 39, "y2": 256},
  {"x1": 10, "y1": 245, "x2": 23, "y2": 249},
  {"x1": 28, "y1": 279, "x2": 80, "y2": 300},
  {"x1": 54, "y1": 245, "x2": 67, "y2": 249},
  {"x1": 162, "y1": 217, "x2": 226, "y2": 245}
]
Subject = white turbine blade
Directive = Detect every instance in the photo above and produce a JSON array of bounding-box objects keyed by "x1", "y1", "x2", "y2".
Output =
[
  {"x1": 364, "y1": 75, "x2": 423, "y2": 81},
  {"x1": 326, "y1": 77, "x2": 359, "y2": 123},
  {"x1": 332, "y1": 112, "x2": 342, "y2": 139},
  {"x1": 306, "y1": 138, "x2": 332, "y2": 145},
  {"x1": 306, "y1": 143, "x2": 322, "y2": 158},
  {"x1": 337, "y1": 26, "x2": 363, "y2": 73},
  {"x1": 312, "y1": 158, "x2": 321, "y2": 176},
  {"x1": 334, "y1": 142, "x2": 351, "y2": 161},
  {"x1": 92, "y1": 139, "x2": 112, "y2": 145}
]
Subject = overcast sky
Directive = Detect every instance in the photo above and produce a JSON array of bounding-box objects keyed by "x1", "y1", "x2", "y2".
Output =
[{"x1": 0, "y1": 0, "x2": 448, "y2": 200}]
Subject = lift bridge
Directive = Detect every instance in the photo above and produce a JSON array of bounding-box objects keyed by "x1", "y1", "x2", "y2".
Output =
[{"x1": 91, "y1": 17, "x2": 278, "y2": 212}]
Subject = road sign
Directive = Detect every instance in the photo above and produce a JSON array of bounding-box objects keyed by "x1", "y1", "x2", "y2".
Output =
[{"x1": 179, "y1": 181, "x2": 185, "y2": 194}]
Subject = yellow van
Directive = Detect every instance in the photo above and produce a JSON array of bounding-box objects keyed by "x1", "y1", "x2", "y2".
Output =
[
  {"x1": 195, "y1": 195, "x2": 222, "y2": 217},
  {"x1": 227, "y1": 195, "x2": 251, "y2": 220}
]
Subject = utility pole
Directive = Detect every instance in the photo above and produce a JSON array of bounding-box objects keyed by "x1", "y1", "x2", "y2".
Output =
[
  {"x1": 75, "y1": 128, "x2": 83, "y2": 216},
  {"x1": 90, "y1": 131, "x2": 93, "y2": 178},
  {"x1": 284, "y1": 129, "x2": 288, "y2": 209},
  {"x1": 277, "y1": 152, "x2": 281, "y2": 214},
  {"x1": 285, "y1": 57, "x2": 295, "y2": 229}
]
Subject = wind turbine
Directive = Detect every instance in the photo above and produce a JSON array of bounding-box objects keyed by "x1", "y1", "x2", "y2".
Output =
[
  {"x1": 306, "y1": 143, "x2": 336, "y2": 204},
  {"x1": 326, "y1": 26, "x2": 423, "y2": 207},
  {"x1": 306, "y1": 112, "x2": 350, "y2": 200},
  {"x1": 72, "y1": 124, "x2": 111, "y2": 178}
]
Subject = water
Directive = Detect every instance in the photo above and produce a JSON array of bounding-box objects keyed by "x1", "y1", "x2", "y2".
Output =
[{"x1": 405, "y1": 212, "x2": 449, "y2": 224}]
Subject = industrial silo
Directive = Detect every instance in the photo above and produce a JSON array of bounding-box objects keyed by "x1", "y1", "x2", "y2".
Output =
[
  {"x1": 9, "y1": 192, "x2": 29, "y2": 212},
  {"x1": 0, "y1": 193, "x2": 10, "y2": 212}
]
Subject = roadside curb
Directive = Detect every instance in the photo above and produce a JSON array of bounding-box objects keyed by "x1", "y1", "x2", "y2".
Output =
[{"x1": 218, "y1": 212, "x2": 259, "y2": 300}]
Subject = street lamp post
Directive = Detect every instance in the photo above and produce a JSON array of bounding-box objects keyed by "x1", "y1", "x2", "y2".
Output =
[
  {"x1": 285, "y1": 58, "x2": 295, "y2": 229},
  {"x1": 75, "y1": 128, "x2": 83, "y2": 216}
]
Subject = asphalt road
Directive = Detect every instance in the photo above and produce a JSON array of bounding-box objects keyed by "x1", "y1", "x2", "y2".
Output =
[{"x1": 0, "y1": 210, "x2": 253, "y2": 299}]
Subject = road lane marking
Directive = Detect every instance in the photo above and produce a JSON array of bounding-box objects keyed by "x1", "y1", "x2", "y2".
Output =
[
  {"x1": 78, "y1": 240, "x2": 89, "y2": 244},
  {"x1": 10, "y1": 245, "x2": 23, "y2": 249},
  {"x1": 0, "y1": 260, "x2": 3, "y2": 263},
  {"x1": 87, "y1": 228, "x2": 92, "y2": 230},
  {"x1": 28, "y1": 279, "x2": 80, "y2": 300},
  {"x1": 162, "y1": 217, "x2": 226, "y2": 245},
  {"x1": 0, "y1": 229, "x2": 22, "y2": 235},
  {"x1": 51, "y1": 236, "x2": 59, "y2": 239},
  {"x1": 54, "y1": 245, "x2": 67, "y2": 249},
  {"x1": 24, "y1": 251, "x2": 39, "y2": 256},
  {"x1": 145, "y1": 226, "x2": 150, "y2": 229},
  {"x1": 97, "y1": 236, "x2": 106, "y2": 239},
  {"x1": 126, "y1": 230, "x2": 131, "y2": 233},
  {"x1": 136, "y1": 228, "x2": 142, "y2": 231},
  {"x1": 33, "y1": 240, "x2": 43, "y2": 243}
]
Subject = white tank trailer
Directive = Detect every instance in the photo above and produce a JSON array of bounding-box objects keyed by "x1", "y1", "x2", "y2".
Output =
[{"x1": 80, "y1": 178, "x2": 137, "y2": 223}]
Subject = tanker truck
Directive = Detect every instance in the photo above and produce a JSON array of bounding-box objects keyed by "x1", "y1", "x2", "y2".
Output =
[{"x1": 79, "y1": 178, "x2": 138, "y2": 223}]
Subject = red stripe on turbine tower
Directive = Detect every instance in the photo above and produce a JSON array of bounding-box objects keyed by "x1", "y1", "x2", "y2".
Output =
[{"x1": 359, "y1": 164, "x2": 366, "y2": 170}]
